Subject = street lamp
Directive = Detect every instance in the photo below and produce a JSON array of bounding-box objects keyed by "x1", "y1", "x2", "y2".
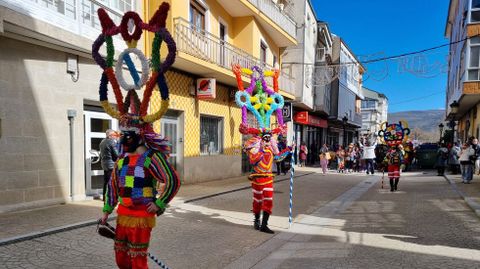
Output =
[
  {"x1": 438, "y1": 123, "x2": 444, "y2": 143},
  {"x1": 450, "y1": 100, "x2": 459, "y2": 115},
  {"x1": 342, "y1": 115, "x2": 348, "y2": 147},
  {"x1": 449, "y1": 100, "x2": 459, "y2": 144}
]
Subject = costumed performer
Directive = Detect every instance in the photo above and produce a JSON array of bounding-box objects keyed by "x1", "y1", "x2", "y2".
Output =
[
  {"x1": 232, "y1": 64, "x2": 290, "y2": 234},
  {"x1": 94, "y1": 3, "x2": 181, "y2": 268},
  {"x1": 378, "y1": 121, "x2": 410, "y2": 192}
]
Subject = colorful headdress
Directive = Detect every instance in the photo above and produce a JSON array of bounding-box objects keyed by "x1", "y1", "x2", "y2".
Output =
[
  {"x1": 91, "y1": 2, "x2": 175, "y2": 133},
  {"x1": 232, "y1": 64, "x2": 286, "y2": 136},
  {"x1": 378, "y1": 121, "x2": 410, "y2": 147}
]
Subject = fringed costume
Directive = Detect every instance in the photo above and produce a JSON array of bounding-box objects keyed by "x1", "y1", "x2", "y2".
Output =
[
  {"x1": 93, "y1": 3, "x2": 180, "y2": 268},
  {"x1": 378, "y1": 121, "x2": 410, "y2": 192},
  {"x1": 232, "y1": 64, "x2": 289, "y2": 234}
]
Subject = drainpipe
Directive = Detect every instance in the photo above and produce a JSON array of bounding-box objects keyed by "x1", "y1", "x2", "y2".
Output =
[{"x1": 67, "y1": 109, "x2": 77, "y2": 200}]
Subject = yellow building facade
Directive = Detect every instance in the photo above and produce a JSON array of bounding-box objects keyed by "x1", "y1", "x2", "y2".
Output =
[{"x1": 143, "y1": 0, "x2": 297, "y2": 183}]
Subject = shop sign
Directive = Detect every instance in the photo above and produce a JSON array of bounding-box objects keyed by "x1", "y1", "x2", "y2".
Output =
[
  {"x1": 282, "y1": 102, "x2": 292, "y2": 122},
  {"x1": 196, "y1": 78, "x2": 216, "y2": 100},
  {"x1": 294, "y1": 111, "x2": 328, "y2": 128}
]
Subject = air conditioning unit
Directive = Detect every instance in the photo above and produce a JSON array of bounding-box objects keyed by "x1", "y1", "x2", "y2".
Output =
[{"x1": 278, "y1": 4, "x2": 284, "y2": 11}]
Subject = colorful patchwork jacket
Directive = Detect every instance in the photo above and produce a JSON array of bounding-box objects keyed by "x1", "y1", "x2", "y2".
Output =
[
  {"x1": 103, "y1": 149, "x2": 180, "y2": 214},
  {"x1": 248, "y1": 147, "x2": 274, "y2": 178}
]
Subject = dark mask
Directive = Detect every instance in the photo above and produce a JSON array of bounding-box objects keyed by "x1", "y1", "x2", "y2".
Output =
[{"x1": 120, "y1": 131, "x2": 141, "y2": 153}]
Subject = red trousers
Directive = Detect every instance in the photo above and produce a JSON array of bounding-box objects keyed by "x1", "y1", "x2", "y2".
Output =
[
  {"x1": 251, "y1": 177, "x2": 274, "y2": 214},
  {"x1": 114, "y1": 225, "x2": 152, "y2": 269},
  {"x1": 388, "y1": 165, "x2": 400, "y2": 179}
]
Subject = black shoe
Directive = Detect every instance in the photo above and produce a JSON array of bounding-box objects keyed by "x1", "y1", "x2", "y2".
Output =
[
  {"x1": 260, "y1": 212, "x2": 274, "y2": 234},
  {"x1": 254, "y1": 213, "x2": 260, "y2": 230}
]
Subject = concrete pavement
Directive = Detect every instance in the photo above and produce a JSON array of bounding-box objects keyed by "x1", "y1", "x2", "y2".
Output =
[
  {"x1": 227, "y1": 171, "x2": 480, "y2": 268},
  {"x1": 2, "y1": 169, "x2": 480, "y2": 268},
  {"x1": 0, "y1": 171, "x2": 308, "y2": 245}
]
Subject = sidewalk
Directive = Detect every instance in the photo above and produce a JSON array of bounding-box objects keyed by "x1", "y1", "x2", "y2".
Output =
[
  {"x1": 0, "y1": 170, "x2": 312, "y2": 246},
  {"x1": 444, "y1": 173, "x2": 480, "y2": 217}
]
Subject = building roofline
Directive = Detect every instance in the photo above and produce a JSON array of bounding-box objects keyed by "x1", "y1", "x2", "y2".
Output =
[
  {"x1": 445, "y1": 0, "x2": 457, "y2": 38},
  {"x1": 362, "y1": 86, "x2": 389, "y2": 100},
  {"x1": 336, "y1": 37, "x2": 366, "y2": 71}
]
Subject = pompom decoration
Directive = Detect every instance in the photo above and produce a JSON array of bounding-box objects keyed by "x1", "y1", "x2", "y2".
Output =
[
  {"x1": 233, "y1": 65, "x2": 284, "y2": 134},
  {"x1": 91, "y1": 2, "x2": 176, "y2": 144}
]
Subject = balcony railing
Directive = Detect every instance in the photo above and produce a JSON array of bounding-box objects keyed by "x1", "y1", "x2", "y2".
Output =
[
  {"x1": 173, "y1": 17, "x2": 296, "y2": 96},
  {"x1": 246, "y1": 0, "x2": 296, "y2": 38}
]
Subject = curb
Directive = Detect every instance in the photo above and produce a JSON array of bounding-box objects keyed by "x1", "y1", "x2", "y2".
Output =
[
  {"x1": 0, "y1": 215, "x2": 117, "y2": 247},
  {"x1": 0, "y1": 172, "x2": 315, "y2": 246},
  {"x1": 444, "y1": 174, "x2": 480, "y2": 218}
]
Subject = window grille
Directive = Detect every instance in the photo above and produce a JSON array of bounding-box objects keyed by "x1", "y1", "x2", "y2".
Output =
[{"x1": 200, "y1": 116, "x2": 223, "y2": 155}]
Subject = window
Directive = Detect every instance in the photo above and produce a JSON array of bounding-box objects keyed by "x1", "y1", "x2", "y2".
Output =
[
  {"x1": 260, "y1": 42, "x2": 267, "y2": 66},
  {"x1": 473, "y1": 0, "x2": 480, "y2": 9},
  {"x1": 468, "y1": 37, "x2": 480, "y2": 81},
  {"x1": 36, "y1": 0, "x2": 76, "y2": 19},
  {"x1": 200, "y1": 116, "x2": 223, "y2": 155},
  {"x1": 190, "y1": 0, "x2": 206, "y2": 30},
  {"x1": 472, "y1": 0, "x2": 480, "y2": 22},
  {"x1": 81, "y1": 0, "x2": 133, "y2": 29},
  {"x1": 273, "y1": 55, "x2": 278, "y2": 67},
  {"x1": 361, "y1": 100, "x2": 376, "y2": 109}
]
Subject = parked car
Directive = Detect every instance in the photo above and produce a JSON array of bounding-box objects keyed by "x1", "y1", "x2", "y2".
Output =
[{"x1": 415, "y1": 143, "x2": 439, "y2": 169}]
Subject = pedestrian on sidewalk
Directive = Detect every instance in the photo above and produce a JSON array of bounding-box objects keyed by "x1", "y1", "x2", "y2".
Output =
[
  {"x1": 299, "y1": 142, "x2": 308, "y2": 167},
  {"x1": 336, "y1": 145, "x2": 345, "y2": 173},
  {"x1": 384, "y1": 145, "x2": 404, "y2": 192},
  {"x1": 359, "y1": 136, "x2": 377, "y2": 175},
  {"x1": 319, "y1": 152, "x2": 328, "y2": 175},
  {"x1": 436, "y1": 143, "x2": 449, "y2": 176},
  {"x1": 471, "y1": 138, "x2": 480, "y2": 175},
  {"x1": 99, "y1": 129, "x2": 119, "y2": 201},
  {"x1": 459, "y1": 142, "x2": 475, "y2": 184},
  {"x1": 448, "y1": 142, "x2": 461, "y2": 175}
]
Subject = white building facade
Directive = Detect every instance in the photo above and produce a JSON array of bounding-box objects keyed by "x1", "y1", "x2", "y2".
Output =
[
  {"x1": 360, "y1": 87, "x2": 388, "y2": 135},
  {"x1": 0, "y1": 0, "x2": 139, "y2": 212}
]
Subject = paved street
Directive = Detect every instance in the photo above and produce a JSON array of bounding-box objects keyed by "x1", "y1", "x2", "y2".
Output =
[{"x1": 2, "y1": 170, "x2": 480, "y2": 268}]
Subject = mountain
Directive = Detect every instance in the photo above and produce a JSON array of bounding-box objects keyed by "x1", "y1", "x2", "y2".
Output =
[{"x1": 388, "y1": 109, "x2": 445, "y2": 133}]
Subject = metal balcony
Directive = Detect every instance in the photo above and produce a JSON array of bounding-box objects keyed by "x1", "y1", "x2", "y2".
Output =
[
  {"x1": 246, "y1": 0, "x2": 296, "y2": 39},
  {"x1": 173, "y1": 17, "x2": 296, "y2": 96}
]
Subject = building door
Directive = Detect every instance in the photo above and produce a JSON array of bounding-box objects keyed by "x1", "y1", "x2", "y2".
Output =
[
  {"x1": 84, "y1": 111, "x2": 118, "y2": 196},
  {"x1": 161, "y1": 118, "x2": 180, "y2": 170},
  {"x1": 219, "y1": 22, "x2": 227, "y2": 67}
]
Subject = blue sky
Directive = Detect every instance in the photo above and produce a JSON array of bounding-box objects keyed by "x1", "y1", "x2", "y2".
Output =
[{"x1": 312, "y1": 0, "x2": 450, "y2": 113}]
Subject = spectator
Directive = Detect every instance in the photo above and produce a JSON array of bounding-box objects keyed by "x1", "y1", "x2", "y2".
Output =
[
  {"x1": 319, "y1": 152, "x2": 328, "y2": 175},
  {"x1": 345, "y1": 144, "x2": 355, "y2": 173},
  {"x1": 320, "y1": 143, "x2": 329, "y2": 154},
  {"x1": 336, "y1": 146, "x2": 345, "y2": 173},
  {"x1": 436, "y1": 143, "x2": 449, "y2": 176},
  {"x1": 99, "y1": 129, "x2": 119, "y2": 200},
  {"x1": 471, "y1": 138, "x2": 480, "y2": 175},
  {"x1": 459, "y1": 142, "x2": 475, "y2": 184},
  {"x1": 448, "y1": 142, "x2": 461, "y2": 175},
  {"x1": 276, "y1": 135, "x2": 287, "y2": 175},
  {"x1": 299, "y1": 142, "x2": 308, "y2": 167},
  {"x1": 360, "y1": 137, "x2": 377, "y2": 175}
]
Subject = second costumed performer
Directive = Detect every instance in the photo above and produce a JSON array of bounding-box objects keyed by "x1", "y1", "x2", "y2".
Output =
[
  {"x1": 378, "y1": 121, "x2": 410, "y2": 192},
  {"x1": 232, "y1": 64, "x2": 290, "y2": 234},
  {"x1": 94, "y1": 3, "x2": 181, "y2": 268}
]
